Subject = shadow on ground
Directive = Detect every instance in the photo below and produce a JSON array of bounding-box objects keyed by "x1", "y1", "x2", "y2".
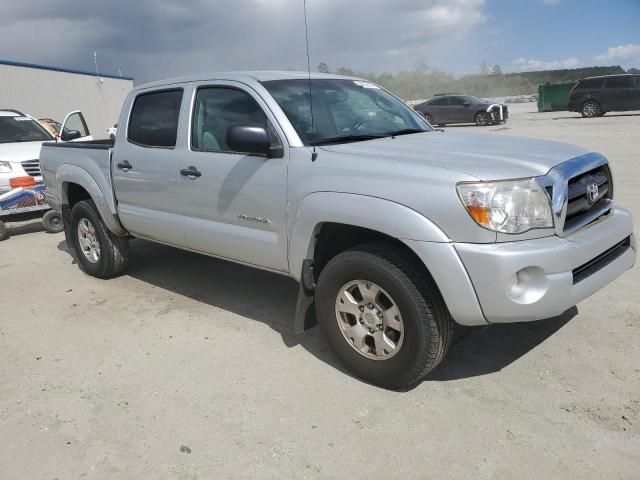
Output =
[
  {"x1": 2, "y1": 215, "x2": 46, "y2": 239},
  {"x1": 58, "y1": 238, "x2": 577, "y2": 385}
]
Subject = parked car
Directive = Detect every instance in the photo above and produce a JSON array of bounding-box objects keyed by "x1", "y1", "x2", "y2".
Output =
[
  {"x1": 38, "y1": 118, "x2": 62, "y2": 137},
  {"x1": 107, "y1": 123, "x2": 118, "y2": 139},
  {"x1": 40, "y1": 72, "x2": 635, "y2": 390},
  {"x1": 568, "y1": 74, "x2": 640, "y2": 117},
  {"x1": 414, "y1": 95, "x2": 509, "y2": 126}
]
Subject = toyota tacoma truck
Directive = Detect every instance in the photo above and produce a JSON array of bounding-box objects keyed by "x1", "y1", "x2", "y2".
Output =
[{"x1": 40, "y1": 72, "x2": 636, "y2": 389}]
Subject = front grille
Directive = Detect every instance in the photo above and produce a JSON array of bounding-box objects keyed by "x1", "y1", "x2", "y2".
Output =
[
  {"x1": 563, "y1": 165, "x2": 612, "y2": 233},
  {"x1": 21, "y1": 159, "x2": 41, "y2": 177},
  {"x1": 572, "y1": 236, "x2": 631, "y2": 284}
]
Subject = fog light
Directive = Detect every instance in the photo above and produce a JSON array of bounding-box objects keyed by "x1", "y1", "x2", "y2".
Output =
[{"x1": 506, "y1": 267, "x2": 548, "y2": 304}]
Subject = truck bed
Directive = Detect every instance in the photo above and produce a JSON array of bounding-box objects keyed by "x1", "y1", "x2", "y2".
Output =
[{"x1": 40, "y1": 139, "x2": 118, "y2": 220}]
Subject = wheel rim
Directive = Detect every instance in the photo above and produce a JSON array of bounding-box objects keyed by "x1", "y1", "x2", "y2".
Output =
[
  {"x1": 477, "y1": 112, "x2": 490, "y2": 125},
  {"x1": 426, "y1": 114, "x2": 434, "y2": 124},
  {"x1": 77, "y1": 218, "x2": 101, "y2": 264},
  {"x1": 50, "y1": 215, "x2": 62, "y2": 229},
  {"x1": 334, "y1": 280, "x2": 404, "y2": 360},
  {"x1": 583, "y1": 102, "x2": 597, "y2": 117}
]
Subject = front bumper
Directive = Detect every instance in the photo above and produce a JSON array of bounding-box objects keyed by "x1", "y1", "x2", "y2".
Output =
[{"x1": 454, "y1": 206, "x2": 635, "y2": 323}]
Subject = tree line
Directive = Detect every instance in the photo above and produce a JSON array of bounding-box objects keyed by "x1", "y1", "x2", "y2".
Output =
[{"x1": 316, "y1": 62, "x2": 630, "y2": 100}]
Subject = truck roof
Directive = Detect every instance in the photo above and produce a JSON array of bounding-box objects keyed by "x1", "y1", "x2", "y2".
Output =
[{"x1": 133, "y1": 71, "x2": 362, "y2": 92}]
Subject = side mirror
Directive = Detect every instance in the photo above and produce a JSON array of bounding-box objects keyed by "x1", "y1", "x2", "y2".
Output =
[
  {"x1": 61, "y1": 129, "x2": 82, "y2": 141},
  {"x1": 226, "y1": 126, "x2": 283, "y2": 158}
]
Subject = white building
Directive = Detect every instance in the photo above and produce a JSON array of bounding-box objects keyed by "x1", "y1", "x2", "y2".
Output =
[{"x1": 0, "y1": 59, "x2": 133, "y2": 138}]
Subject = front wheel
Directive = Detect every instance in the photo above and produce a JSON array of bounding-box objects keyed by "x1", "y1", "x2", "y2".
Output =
[
  {"x1": 425, "y1": 113, "x2": 434, "y2": 124},
  {"x1": 70, "y1": 200, "x2": 129, "y2": 278},
  {"x1": 475, "y1": 111, "x2": 491, "y2": 126},
  {"x1": 315, "y1": 243, "x2": 453, "y2": 390}
]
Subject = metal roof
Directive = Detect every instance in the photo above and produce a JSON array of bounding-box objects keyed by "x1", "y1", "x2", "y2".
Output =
[
  {"x1": 0, "y1": 58, "x2": 134, "y2": 81},
  {"x1": 133, "y1": 71, "x2": 361, "y2": 91}
]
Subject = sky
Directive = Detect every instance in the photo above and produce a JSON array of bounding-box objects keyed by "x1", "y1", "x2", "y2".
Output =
[{"x1": 0, "y1": 0, "x2": 638, "y2": 84}]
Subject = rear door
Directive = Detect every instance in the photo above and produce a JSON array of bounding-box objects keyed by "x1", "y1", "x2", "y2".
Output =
[
  {"x1": 428, "y1": 96, "x2": 450, "y2": 123},
  {"x1": 632, "y1": 76, "x2": 640, "y2": 110},
  {"x1": 59, "y1": 111, "x2": 93, "y2": 142},
  {"x1": 602, "y1": 76, "x2": 635, "y2": 111},
  {"x1": 111, "y1": 88, "x2": 187, "y2": 246}
]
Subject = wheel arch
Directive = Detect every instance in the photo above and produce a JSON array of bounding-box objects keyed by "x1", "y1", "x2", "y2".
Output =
[{"x1": 57, "y1": 165, "x2": 127, "y2": 236}]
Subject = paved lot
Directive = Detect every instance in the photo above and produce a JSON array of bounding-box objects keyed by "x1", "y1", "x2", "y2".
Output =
[{"x1": 1, "y1": 104, "x2": 639, "y2": 479}]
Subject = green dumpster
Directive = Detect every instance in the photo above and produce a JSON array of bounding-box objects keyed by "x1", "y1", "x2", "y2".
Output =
[{"x1": 538, "y1": 82, "x2": 576, "y2": 112}]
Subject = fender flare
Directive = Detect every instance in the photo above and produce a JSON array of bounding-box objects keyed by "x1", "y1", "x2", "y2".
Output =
[
  {"x1": 288, "y1": 192, "x2": 450, "y2": 282},
  {"x1": 56, "y1": 164, "x2": 127, "y2": 236},
  {"x1": 289, "y1": 192, "x2": 486, "y2": 330}
]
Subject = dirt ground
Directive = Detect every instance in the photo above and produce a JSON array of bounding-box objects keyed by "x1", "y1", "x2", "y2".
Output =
[{"x1": 1, "y1": 104, "x2": 639, "y2": 479}]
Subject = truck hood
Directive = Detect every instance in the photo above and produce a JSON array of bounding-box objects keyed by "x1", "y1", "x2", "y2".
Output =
[
  {"x1": 320, "y1": 131, "x2": 588, "y2": 180},
  {"x1": 0, "y1": 141, "x2": 46, "y2": 163}
]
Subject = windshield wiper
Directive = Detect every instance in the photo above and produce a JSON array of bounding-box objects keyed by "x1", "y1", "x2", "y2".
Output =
[
  {"x1": 386, "y1": 128, "x2": 427, "y2": 137},
  {"x1": 309, "y1": 134, "x2": 386, "y2": 146}
]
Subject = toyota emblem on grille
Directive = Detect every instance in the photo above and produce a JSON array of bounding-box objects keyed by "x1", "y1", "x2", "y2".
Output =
[{"x1": 586, "y1": 181, "x2": 599, "y2": 203}]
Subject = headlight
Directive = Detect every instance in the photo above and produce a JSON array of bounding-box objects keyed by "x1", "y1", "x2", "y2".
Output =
[
  {"x1": 457, "y1": 178, "x2": 553, "y2": 234},
  {"x1": 0, "y1": 161, "x2": 13, "y2": 174}
]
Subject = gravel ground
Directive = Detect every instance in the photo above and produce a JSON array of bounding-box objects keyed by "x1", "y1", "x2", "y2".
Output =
[{"x1": 1, "y1": 104, "x2": 639, "y2": 479}]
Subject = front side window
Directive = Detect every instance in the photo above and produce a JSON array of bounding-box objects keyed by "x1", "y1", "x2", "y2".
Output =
[
  {"x1": 450, "y1": 97, "x2": 468, "y2": 105},
  {"x1": 262, "y1": 79, "x2": 429, "y2": 146},
  {"x1": 128, "y1": 89, "x2": 183, "y2": 148},
  {"x1": 191, "y1": 87, "x2": 272, "y2": 152},
  {"x1": 605, "y1": 76, "x2": 634, "y2": 88},
  {"x1": 0, "y1": 114, "x2": 53, "y2": 144},
  {"x1": 63, "y1": 113, "x2": 89, "y2": 137}
]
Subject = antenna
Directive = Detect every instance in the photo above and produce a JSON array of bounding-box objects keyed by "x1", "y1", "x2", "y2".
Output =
[{"x1": 303, "y1": 0, "x2": 318, "y2": 161}]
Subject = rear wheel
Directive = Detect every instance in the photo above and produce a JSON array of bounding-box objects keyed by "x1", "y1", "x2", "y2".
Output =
[
  {"x1": 42, "y1": 210, "x2": 64, "y2": 233},
  {"x1": 315, "y1": 243, "x2": 453, "y2": 390},
  {"x1": 475, "y1": 111, "x2": 491, "y2": 126},
  {"x1": 70, "y1": 200, "x2": 129, "y2": 278},
  {"x1": 425, "y1": 113, "x2": 434, "y2": 124},
  {"x1": 581, "y1": 101, "x2": 600, "y2": 117}
]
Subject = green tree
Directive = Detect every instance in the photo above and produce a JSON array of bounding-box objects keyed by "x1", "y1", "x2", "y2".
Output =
[
  {"x1": 492, "y1": 65, "x2": 503, "y2": 75},
  {"x1": 317, "y1": 62, "x2": 330, "y2": 73}
]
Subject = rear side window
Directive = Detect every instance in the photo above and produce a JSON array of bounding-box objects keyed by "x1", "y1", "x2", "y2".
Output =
[
  {"x1": 576, "y1": 78, "x2": 603, "y2": 90},
  {"x1": 450, "y1": 97, "x2": 467, "y2": 105},
  {"x1": 430, "y1": 97, "x2": 449, "y2": 106},
  {"x1": 128, "y1": 89, "x2": 183, "y2": 148},
  {"x1": 605, "y1": 76, "x2": 634, "y2": 88}
]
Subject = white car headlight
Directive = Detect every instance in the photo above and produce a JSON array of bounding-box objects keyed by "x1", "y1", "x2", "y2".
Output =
[
  {"x1": 0, "y1": 161, "x2": 13, "y2": 174},
  {"x1": 457, "y1": 178, "x2": 553, "y2": 234}
]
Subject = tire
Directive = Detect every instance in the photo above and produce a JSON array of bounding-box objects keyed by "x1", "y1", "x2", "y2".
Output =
[
  {"x1": 475, "y1": 111, "x2": 491, "y2": 126},
  {"x1": 425, "y1": 113, "x2": 434, "y2": 124},
  {"x1": 42, "y1": 210, "x2": 64, "y2": 233},
  {"x1": 437, "y1": 123, "x2": 446, "y2": 127},
  {"x1": 581, "y1": 100, "x2": 600, "y2": 118},
  {"x1": 315, "y1": 242, "x2": 453, "y2": 390},
  {"x1": 0, "y1": 221, "x2": 8, "y2": 241},
  {"x1": 110, "y1": 134, "x2": 116, "y2": 140},
  {"x1": 597, "y1": 112, "x2": 607, "y2": 117},
  {"x1": 69, "y1": 200, "x2": 129, "y2": 278}
]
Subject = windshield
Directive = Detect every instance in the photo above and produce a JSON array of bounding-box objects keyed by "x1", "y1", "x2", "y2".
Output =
[
  {"x1": 0, "y1": 115, "x2": 54, "y2": 143},
  {"x1": 262, "y1": 79, "x2": 430, "y2": 146}
]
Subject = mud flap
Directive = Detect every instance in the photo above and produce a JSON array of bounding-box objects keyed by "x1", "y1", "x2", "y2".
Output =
[{"x1": 294, "y1": 260, "x2": 318, "y2": 334}]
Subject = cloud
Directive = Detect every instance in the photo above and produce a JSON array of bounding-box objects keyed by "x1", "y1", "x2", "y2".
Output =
[
  {"x1": 0, "y1": 0, "x2": 487, "y2": 83},
  {"x1": 594, "y1": 43, "x2": 640, "y2": 64},
  {"x1": 509, "y1": 56, "x2": 580, "y2": 72}
]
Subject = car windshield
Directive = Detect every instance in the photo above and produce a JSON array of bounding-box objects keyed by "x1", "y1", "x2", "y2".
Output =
[
  {"x1": 0, "y1": 115, "x2": 54, "y2": 143},
  {"x1": 261, "y1": 78, "x2": 431, "y2": 146}
]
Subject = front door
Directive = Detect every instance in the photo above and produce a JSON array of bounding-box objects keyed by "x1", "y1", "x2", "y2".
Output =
[
  {"x1": 112, "y1": 88, "x2": 186, "y2": 246},
  {"x1": 448, "y1": 96, "x2": 471, "y2": 123},
  {"x1": 177, "y1": 82, "x2": 288, "y2": 272},
  {"x1": 59, "y1": 111, "x2": 93, "y2": 142}
]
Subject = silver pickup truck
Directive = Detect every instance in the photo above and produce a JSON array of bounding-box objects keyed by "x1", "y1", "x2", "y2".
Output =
[{"x1": 40, "y1": 72, "x2": 636, "y2": 389}]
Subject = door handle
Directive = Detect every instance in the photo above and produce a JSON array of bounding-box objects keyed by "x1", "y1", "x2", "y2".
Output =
[
  {"x1": 180, "y1": 166, "x2": 202, "y2": 178},
  {"x1": 117, "y1": 160, "x2": 132, "y2": 171}
]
